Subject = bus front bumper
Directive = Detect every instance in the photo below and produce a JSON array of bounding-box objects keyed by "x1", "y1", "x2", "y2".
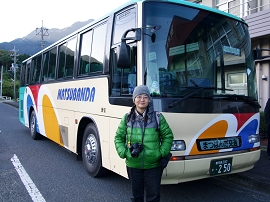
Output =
[{"x1": 161, "y1": 149, "x2": 261, "y2": 184}]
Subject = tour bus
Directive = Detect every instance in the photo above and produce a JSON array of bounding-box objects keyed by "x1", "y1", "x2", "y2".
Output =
[{"x1": 19, "y1": 0, "x2": 261, "y2": 184}]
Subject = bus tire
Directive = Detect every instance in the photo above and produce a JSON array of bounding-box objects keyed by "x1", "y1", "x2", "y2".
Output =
[
  {"x1": 30, "y1": 111, "x2": 42, "y2": 140},
  {"x1": 82, "y1": 123, "x2": 107, "y2": 177}
]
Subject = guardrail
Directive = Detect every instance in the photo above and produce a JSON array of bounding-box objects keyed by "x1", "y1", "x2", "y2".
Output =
[{"x1": 0, "y1": 96, "x2": 12, "y2": 100}]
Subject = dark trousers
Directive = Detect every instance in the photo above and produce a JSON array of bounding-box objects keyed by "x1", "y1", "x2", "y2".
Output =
[
  {"x1": 126, "y1": 166, "x2": 163, "y2": 202},
  {"x1": 267, "y1": 124, "x2": 270, "y2": 156}
]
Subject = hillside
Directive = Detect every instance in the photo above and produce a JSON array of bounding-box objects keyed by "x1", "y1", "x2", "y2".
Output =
[{"x1": 0, "y1": 19, "x2": 94, "y2": 56}]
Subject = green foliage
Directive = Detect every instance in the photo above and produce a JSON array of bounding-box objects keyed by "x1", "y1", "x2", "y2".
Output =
[
  {"x1": 0, "y1": 49, "x2": 30, "y2": 99},
  {"x1": 0, "y1": 49, "x2": 30, "y2": 69},
  {"x1": 1, "y1": 67, "x2": 20, "y2": 99},
  {"x1": 0, "y1": 49, "x2": 12, "y2": 70},
  {"x1": 18, "y1": 54, "x2": 31, "y2": 63},
  {"x1": 260, "y1": 111, "x2": 267, "y2": 137}
]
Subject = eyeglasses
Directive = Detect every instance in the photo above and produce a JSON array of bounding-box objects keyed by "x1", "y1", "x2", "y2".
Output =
[{"x1": 135, "y1": 95, "x2": 149, "y2": 100}]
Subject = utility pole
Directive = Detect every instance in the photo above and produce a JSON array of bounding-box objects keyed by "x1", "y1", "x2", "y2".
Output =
[
  {"x1": 36, "y1": 20, "x2": 49, "y2": 50},
  {"x1": 10, "y1": 46, "x2": 19, "y2": 101}
]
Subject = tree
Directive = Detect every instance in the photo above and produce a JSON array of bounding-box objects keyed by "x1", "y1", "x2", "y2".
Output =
[
  {"x1": 18, "y1": 54, "x2": 31, "y2": 63},
  {"x1": 2, "y1": 71, "x2": 13, "y2": 98},
  {"x1": 0, "y1": 50, "x2": 12, "y2": 71},
  {"x1": 0, "y1": 50, "x2": 30, "y2": 99}
]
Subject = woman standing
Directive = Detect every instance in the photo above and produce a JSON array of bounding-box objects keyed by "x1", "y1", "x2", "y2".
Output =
[{"x1": 114, "y1": 85, "x2": 174, "y2": 202}]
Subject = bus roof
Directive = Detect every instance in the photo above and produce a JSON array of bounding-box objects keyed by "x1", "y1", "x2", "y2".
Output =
[{"x1": 22, "y1": 0, "x2": 245, "y2": 63}]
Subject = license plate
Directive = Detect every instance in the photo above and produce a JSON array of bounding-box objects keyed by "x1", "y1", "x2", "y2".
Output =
[{"x1": 210, "y1": 158, "x2": 232, "y2": 176}]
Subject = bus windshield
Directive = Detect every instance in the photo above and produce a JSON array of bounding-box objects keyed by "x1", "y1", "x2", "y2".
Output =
[{"x1": 143, "y1": 2, "x2": 257, "y2": 100}]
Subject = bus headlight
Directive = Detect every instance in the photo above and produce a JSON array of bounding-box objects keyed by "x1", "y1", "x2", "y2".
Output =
[
  {"x1": 248, "y1": 134, "x2": 260, "y2": 143},
  {"x1": 171, "y1": 140, "x2": 186, "y2": 151}
]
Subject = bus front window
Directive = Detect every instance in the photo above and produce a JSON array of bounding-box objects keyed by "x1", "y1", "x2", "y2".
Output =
[{"x1": 143, "y1": 2, "x2": 257, "y2": 100}]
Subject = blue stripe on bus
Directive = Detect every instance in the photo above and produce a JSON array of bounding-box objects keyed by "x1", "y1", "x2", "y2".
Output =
[{"x1": 233, "y1": 119, "x2": 259, "y2": 151}]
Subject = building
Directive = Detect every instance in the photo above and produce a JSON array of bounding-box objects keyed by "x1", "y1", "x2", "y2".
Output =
[{"x1": 187, "y1": 0, "x2": 270, "y2": 110}]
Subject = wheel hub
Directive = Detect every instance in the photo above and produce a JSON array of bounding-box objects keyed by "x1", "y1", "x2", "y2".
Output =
[{"x1": 84, "y1": 134, "x2": 97, "y2": 164}]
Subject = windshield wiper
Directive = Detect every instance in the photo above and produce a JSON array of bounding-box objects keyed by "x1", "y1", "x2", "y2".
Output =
[
  {"x1": 244, "y1": 96, "x2": 261, "y2": 109},
  {"x1": 218, "y1": 94, "x2": 261, "y2": 109},
  {"x1": 168, "y1": 86, "x2": 233, "y2": 108}
]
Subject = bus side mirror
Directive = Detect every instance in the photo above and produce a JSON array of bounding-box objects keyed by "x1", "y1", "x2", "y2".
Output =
[
  {"x1": 117, "y1": 28, "x2": 141, "y2": 69},
  {"x1": 151, "y1": 33, "x2": 156, "y2": 43},
  {"x1": 117, "y1": 41, "x2": 131, "y2": 69}
]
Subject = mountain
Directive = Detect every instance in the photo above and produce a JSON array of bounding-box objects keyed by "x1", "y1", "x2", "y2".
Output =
[{"x1": 0, "y1": 19, "x2": 94, "y2": 56}]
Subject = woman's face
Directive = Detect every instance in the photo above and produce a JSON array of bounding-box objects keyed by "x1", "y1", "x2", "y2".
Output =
[{"x1": 134, "y1": 94, "x2": 150, "y2": 112}]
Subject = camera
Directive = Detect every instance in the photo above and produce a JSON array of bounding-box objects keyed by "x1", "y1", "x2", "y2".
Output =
[{"x1": 129, "y1": 142, "x2": 143, "y2": 158}]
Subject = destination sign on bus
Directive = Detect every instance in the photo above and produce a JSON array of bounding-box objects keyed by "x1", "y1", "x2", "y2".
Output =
[{"x1": 197, "y1": 136, "x2": 241, "y2": 151}]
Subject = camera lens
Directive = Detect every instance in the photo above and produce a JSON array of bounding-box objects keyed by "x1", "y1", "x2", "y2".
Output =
[{"x1": 130, "y1": 143, "x2": 142, "y2": 158}]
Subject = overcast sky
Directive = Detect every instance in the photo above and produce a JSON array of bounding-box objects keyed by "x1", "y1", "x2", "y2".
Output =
[{"x1": 0, "y1": 0, "x2": 129, "y2": 43}]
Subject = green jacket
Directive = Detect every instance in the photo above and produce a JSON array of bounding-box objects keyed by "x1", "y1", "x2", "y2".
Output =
[{"x1": 114, "y1": 104, "x2": 174, "y2": 169}]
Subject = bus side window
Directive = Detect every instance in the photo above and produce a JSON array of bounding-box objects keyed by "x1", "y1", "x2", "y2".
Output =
[
  {"x1": 48, "y1": 47, "x2": 57, "y2": 81},
  {"x1": 58, "y1": 43, "x2": 66, "y2": 79},
  {"x1": 65, "y1": 37, "x2": 76, "y2": 78},
  {"x1": 25, "y1": 63, "x2": 31, "y2": 85},
  {"x1": 113, "y1": 7, "x2": 136, "y2": 45},
  {"x1": 90, "y1": 62, "x2": 103, "y2": 73},
  {"x1": 78, "y1": 30, "x2": 93, "y2": 76},
  {"x1": 90, "y1": 23, "x2": 107, "y2": 73},
  {"x1": 128, "y1": 66, "x2": 136, "y2": 94},
  {"x1": 42, "y1": 52, "x2": 49, "y2": 82},
  {"x1": 30, "y1": 55, "x2": 42, "y2": 84},
  {"x1": 20, "y1": 64, "x2": 25, "y2": 86},
  {"x1": 111, "y1": 48, "x2": 121, "y2": 95},
  {"x1": 36, "y1": 56, "x2": 42, "y2": 83},
  {"x1": 85, "y1": 64, "x2": 89, "y2": 74},
  {"x1": 110, "y1": 44, "x2": 137, "y2": 95},
  {"x1": 110, "y1": 6, "x2": 137, "y2": 96}
]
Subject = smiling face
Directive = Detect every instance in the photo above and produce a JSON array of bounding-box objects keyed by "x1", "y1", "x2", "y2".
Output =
[{"x1": 134, "y1": 94, "x2": 150, "y2": 114}]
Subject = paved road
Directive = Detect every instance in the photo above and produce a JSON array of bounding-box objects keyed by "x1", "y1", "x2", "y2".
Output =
[{"x1": 220, "y1": 147, "x2": 270, "y2": 195}]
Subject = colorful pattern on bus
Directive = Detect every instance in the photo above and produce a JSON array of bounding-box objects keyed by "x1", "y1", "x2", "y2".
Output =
[
  {"x1": 20, "y1": 85, "x2": 259, "y2": 155},
  {"x1": 186, "y1": 113, "x2": 259, "y2": 155}
]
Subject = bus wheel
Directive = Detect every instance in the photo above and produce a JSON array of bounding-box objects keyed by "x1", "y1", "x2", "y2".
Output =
[
  {"x1": 30, "y1": 111, "x2": 42, "y2": 140},
  {"x1": 82, "y1": 123, "x2": 107, "y2": 177}
]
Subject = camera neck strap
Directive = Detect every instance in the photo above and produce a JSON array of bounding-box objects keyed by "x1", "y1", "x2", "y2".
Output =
[
  {"x1": 140, "y1": 118, "x2": 147, "y2": 146},
  {"x1": 130, "y1": 112, "x2": 148, "y2": 145}
]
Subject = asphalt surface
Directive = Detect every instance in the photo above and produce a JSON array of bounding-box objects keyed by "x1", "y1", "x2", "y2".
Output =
[
  {"x1": 1, "y1": 99, "x2": 270, "y2": 195},
  {"x1": 1, "y1": 100, "x2": 19, "y2": 108}
]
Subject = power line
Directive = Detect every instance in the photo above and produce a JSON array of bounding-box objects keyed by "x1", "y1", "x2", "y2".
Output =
[{"x1": 36, "y1": 20, "x2": 49, "y2": 50}]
